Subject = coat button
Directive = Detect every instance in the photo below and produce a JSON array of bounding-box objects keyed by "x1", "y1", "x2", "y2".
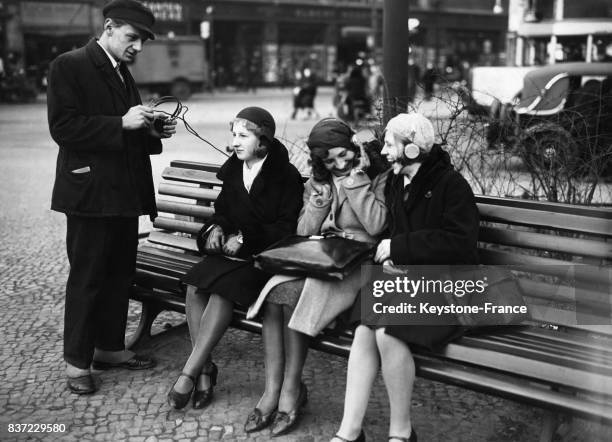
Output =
[
  {"x1": 425, "y1": 190, "x2": 432, "y2": 198},
  {"x1": 346, "y1": 178, "x2": 354, "y2": 186}
]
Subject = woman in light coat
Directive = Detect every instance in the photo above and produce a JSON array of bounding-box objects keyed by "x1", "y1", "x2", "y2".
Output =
[{"x1": 245, "y1": 118, "x2": 389, "y2": 437}]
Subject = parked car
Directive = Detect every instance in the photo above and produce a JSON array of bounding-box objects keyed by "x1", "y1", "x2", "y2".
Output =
[{"x1": 489, "y1": 62, "x2": 612, "y2": 176}]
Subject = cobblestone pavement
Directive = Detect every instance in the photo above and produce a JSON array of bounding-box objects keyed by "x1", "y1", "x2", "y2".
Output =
[{"x1": 0, "y1": 91, "x2": 609, "y2": 441}]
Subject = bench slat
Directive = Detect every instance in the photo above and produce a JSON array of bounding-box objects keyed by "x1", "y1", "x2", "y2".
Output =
[
  {"x1": 479, "y1": 226, "x2": 612, "y2": 260},
  {"x1": 147, "y1": 231, "x2": 198, "y2": 252},
  {"x1": 414, "y1": 353, "x2": 612, "y2": 423},
  {"x1": 520, "y1": 278, "x2": 612, "y2": 312},
  {"x1": 528, "y1": 304, "x2": 612, "y2": 334},
  {"x1": 157, "y1": 200, "x2": 215, "y2": 219},
  {"x1": 170, "y1": 160, "x2": 224, "y2": 173},
  {"x1": 443, "y1": 339, "x2": 612, "y2": 395},
  {"x1": 137, "y1": 253, "x2": 194, "y2": 276},
  {"x1": 518, "y1": 328, "x2": 612, "y2": 353},
  {"x1": 162, "y1": 166, "x2": 222, "y2": 186},
  {"x1": 478, "y1": 249, "x2": 610, "y2": 285},
  {"x1": 483, "y1": 333, "x2": 612, "y2": 367},
  {"x1": 134, "y1": 268, "x2": 183, "y2": 293},
  {"x1": 153, "y1": 217, "x2": 203, "y2": 235},
  {"x1": 158, "y1": 183, "x2": 220, "y2": 202},
  {"x1": 477, "y1": 202, "x2": 612, "y2": 236},
  {"x1": 139, "y1": 245, "x2": 201, "y2": 264}
]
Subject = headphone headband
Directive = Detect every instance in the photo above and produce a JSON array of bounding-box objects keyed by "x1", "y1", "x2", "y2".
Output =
[{"x1": 149, "y1": 95, "x2": 181, "y2": 119}]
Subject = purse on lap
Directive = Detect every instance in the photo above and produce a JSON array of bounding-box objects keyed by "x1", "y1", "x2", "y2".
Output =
[{"x1": 253, "y1": 235, "x2": 376, "y2": 280}]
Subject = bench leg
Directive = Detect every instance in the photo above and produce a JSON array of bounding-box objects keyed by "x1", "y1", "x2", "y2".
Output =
[
  {"x1": 539, "y1": 410, "x2": 560, "y2": 442},
  {"x1": 126, "y1": 300, "x2": 165, "y2": 350}
]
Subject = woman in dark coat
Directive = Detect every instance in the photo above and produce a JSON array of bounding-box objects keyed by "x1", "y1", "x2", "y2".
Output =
[
  {"x1": 331, "y1": 113, "x2": 479, "y2": 442},
  {"x1": 167, "y1": 107, "x2": 304, "y2": 410}
]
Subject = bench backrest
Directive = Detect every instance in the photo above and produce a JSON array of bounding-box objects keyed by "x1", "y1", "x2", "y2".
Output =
[{"x1": 146, "y1": 160, "x2": 612, "y2": 336}]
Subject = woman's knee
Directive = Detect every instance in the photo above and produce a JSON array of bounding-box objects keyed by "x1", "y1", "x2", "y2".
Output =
[
  {"x1": 209, "y1": 293, "x2": 232, "y2": 309},
  {"x1": 264, "y1": 302, "x2": 283, "y2": 318},
  {"x1": 185, "y1": 284, "x2": 198, "y2": 298}
]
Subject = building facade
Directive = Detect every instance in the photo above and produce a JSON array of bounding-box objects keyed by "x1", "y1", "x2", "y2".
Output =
[
  {"x1": 506, "y1": 0, "x2": 612, "y2": 65},
  {"x1": 0, "y1": 0, "x2": 509, "y2": 87}
]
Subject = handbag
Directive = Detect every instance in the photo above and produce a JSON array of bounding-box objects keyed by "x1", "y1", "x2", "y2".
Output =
[
  {"x1": 443, "y1": 266, "x2": 530, "y2": 327},
  {"x1": 196, "y1": 222, "x2": 218, "y2": 255},
  {"x1": 253, "y1": 235, "x2": 376, "y2": 280}
]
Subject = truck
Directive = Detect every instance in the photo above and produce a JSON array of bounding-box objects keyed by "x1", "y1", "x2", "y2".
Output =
[
  {"x1": 130, "y1": 36, "x2": 209, "y2": 100},
  {"x1": 469, "y1": 65, "x2": 537, "y2": 109}
]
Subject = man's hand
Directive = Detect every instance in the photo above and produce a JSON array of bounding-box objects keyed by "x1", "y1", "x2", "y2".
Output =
[
  {"x1": 149, "y1": 116, "x2": 177, "y2": 139},
  {"x1": 374, "y1": 238, "x2": 391, "y2": 263},
  {"x1": 204, "y1": 225, "x2": 225, "y2": 253},
  {"x1": 223, "y1": 234, "x2": 242, "y2": 257},
  {"x1": 122, "y1": 105, "x2": 154, "y2": 130}
]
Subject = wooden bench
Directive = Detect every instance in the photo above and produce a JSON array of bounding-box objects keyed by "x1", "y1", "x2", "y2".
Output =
[{"x1": 130, "y1": 159, "x2": 612, "y2": 441}]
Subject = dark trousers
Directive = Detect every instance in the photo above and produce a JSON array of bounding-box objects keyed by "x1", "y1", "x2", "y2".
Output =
[{"x1": 64, "y1": 215, "x2": 138, "y2": 369}]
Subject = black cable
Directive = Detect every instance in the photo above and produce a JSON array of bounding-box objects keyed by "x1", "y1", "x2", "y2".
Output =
[{"x1": 149, "y1": 95, "x2": 230, "y2": 158}]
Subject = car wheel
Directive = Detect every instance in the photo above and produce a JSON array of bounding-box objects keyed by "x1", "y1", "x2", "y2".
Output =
[{"x1": 518, "y1": 122, "x2": 579, "y2": 175}]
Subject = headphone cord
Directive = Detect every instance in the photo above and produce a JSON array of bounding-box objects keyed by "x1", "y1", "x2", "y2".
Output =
[{"x1": 149, "y1": 96, "x2": 230, "y2": 158}]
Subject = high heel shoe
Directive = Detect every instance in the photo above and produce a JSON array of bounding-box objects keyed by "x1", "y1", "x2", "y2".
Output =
[
  {"x1": 167, "y1": 372, "x2": 196, "y2": 410},
  {"x1": 270, "y1": 382, "x2": 308, "y2": 437},
  {"x1": 333, "y1": 429, "x2": 365, "y2": 442},
  {"x1": 389, "y1": 428, "x2": 417, "y2": 442},
  {"x1": 244, "y1": 406, "x2": 277, "y2": 433},
  {"x1": 192, "y1": 362, "x2": 218, "y2": 409}
]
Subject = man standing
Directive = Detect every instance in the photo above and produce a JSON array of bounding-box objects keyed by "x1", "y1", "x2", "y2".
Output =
[{"x1": 47, "y1": 0, "x2": 176, "y2": 394}]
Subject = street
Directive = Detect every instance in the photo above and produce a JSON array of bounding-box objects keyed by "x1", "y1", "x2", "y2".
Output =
[{"x1": 0, "y1": 89, "x2": 607, "y2": 441}]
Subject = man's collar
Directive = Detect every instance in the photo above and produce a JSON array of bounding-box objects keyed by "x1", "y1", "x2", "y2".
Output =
[{"x1": 96, "y1": 39, "x2": 118, "y2": 69}]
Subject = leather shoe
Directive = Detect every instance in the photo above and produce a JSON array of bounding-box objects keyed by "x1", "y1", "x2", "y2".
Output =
[
  {"x1": 389, "y1": 428, "x2": 417, "y2": 442},
  {"x1": 66, "y1": 374, "x2": 97, "y2": 395},
  {"x1": 192, "y1": 362, "x2": 218, "y2": 409},
  {"x1": 167, "y1": 372, "x2": 196, "y2": 410},
  {"x1": 271, "y1": 382, "x2": 308, "y2": 437},
  {"x1": 244, "y1": 407, "x2": 277, "y2": 433},
  {"x1": 92, "y1": 354, "x2": 156, "y2": 371}
]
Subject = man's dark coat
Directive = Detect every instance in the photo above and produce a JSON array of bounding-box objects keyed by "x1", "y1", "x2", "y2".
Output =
[{"x1": 48, "y1": 38, "x2": 162, "y2": 219}]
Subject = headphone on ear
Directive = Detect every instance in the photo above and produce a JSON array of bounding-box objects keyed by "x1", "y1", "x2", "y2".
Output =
[{"x1": 404, "y1": 143, "x2": 421, "y2": 160}]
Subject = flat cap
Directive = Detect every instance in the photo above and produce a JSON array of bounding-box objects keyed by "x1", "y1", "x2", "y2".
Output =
[{"x1": 103, "y1": 0, "x2": 156, "y2": 40}]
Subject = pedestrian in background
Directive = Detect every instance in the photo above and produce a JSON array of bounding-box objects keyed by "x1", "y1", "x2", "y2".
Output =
[
  {"x1": 422, "y1": 62, "x2": 437, "y2": 101},
  {"x1": 47, "y1": 0, "x2": 177, "y2": 395},
  {"x1": 331, "y1": 113, "x2": 479, "y2": 442}
]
